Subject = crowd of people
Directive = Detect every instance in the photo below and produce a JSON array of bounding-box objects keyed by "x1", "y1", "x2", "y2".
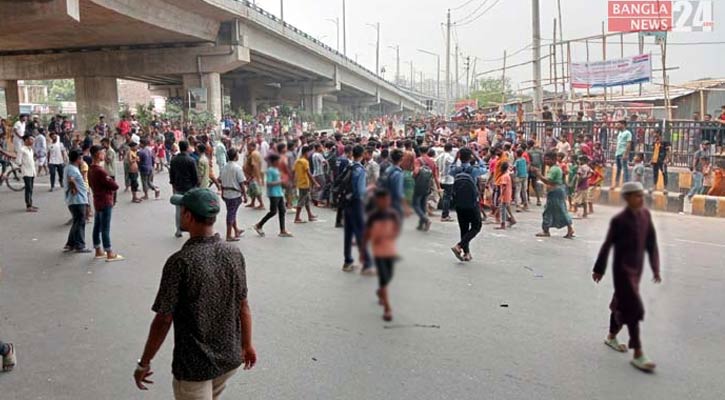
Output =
[{"x1": 0, "y1": 103, "x2": 708, "y2": 395}]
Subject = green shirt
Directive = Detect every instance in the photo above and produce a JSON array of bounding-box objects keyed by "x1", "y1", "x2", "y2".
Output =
[
  {"x1": 547, "y1": 165, "x2": 564, "y2": 185},
  {"x1": 615, "y1": 130, "x2": 632, "y2": 156},
  {"x1": 197, "y1": 155, "x2": 210, "y2": 189}
]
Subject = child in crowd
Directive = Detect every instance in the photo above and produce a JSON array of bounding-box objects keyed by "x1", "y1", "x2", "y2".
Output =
[
  {"x1": 514, "y1": 149, "x2": 529, "y2": 211},
  {"x1": 587, "y1": 160, "x2": 604, "y2": 215},
  {"x1": 701, "y1": 157, "x2": 712, "y2": 194},
  {"x1": 155, "y1": 142, "x2": 166, "y2": 172},
  {"x1": 253, "y1": 153, "x2": 293, "y2": 237},
  {"x1": 632, "y1": 154, "x2": 645, "y2": 184},
  {"x1": 573, "y1": 156, "x2": 592, "y2": 219},
  {"x1": 362, "y1": 188, "x2": 401, "y2": 322},
  {"x1": 495, "y1": 161, "x2": 516, "y2": 229},
  {"x1": 126, "y1": 141, "x2": 141, "y2": 203}
]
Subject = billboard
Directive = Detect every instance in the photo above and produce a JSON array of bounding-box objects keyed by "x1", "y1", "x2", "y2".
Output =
[
  {"x1": 455, "y1": 99, "x2": 478, "y2": 111},
  {"x1": 608, "y1": 1, "x2": 713, "y2": 32},
  {"x1": 571, "y1": 54, "x2": 652, "y2": 89}
]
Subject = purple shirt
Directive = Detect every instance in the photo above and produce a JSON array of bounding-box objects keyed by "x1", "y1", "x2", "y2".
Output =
[{"x1": 138, "y1": 147, "x2": 154, "y2": 175}]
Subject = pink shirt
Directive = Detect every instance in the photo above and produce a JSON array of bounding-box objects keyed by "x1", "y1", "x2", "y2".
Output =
[{"x1": 498, "y1": 172, "x2": 513, "y2": 203}]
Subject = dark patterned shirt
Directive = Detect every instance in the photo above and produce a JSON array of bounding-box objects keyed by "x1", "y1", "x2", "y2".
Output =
[{"x1": 152, "y1": 234, "x2": 247, "y2": 381}]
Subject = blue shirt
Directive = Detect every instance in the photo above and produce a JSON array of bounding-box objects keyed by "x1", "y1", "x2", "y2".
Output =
[
  {"x1": 450, "y1": 162, "x2": 485, "y2": 181},
  {"x1": 514, "y1": 158, "x2": 528, "y2": 178},
  {"x1": 64, "y1": 164, "x2": 88, "y2": 205},
  {"x1": 387, "y1": 165, "x2": 405, "y2": 208},
  {"x1": 266, "y1": 167, "x2": 284, "y2": 197},
  {"x1": 350, "y1": 161, "x2": 366, "y2": 200}
]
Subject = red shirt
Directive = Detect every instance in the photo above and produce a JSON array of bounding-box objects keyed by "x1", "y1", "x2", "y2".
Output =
[{"x1": 88, "y1": 164, "x2": 119, "y2": 210}]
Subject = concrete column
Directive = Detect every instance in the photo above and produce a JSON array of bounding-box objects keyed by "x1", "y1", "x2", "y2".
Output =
[
  {"x1": 0, "y1": 80, "x2": 20, "y2": 117},
  {"x1": 182, "y1": 73, "x2": 222, "y2": 123},
  {"x1": 314, "y1": 94, "x2": 324, "y2": 115},
  {"x1": 230, "y1": 86, "x2": 244, "y2": 114},
  {"x1": 74, "y1": 77, "x2": 118, "y2": 131}
]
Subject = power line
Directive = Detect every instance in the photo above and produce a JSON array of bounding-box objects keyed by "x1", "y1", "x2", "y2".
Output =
[
  {"x1": 452, "y1": 0, "x2": 490, "y2": 23},
  {"x1": 473, "y1": 54, "x2": 551, "y2": 78},
  {"x1": 454, "y1": 0, "x2": 500, "y2": 26},
  {"x1": 451, "y1": 0, "x2": 479, "y2": 11}
]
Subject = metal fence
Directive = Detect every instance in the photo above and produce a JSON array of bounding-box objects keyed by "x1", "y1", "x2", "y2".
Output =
[{"x1": 519, "y1": 120, "x2": 724, "y2": 167}]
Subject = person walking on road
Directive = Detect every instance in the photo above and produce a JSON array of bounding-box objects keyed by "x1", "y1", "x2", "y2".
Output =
[
  {"x1": 134, "y1": 188, "x2": 256, "y2": 399},
  {"x1": 220, "y1": 148, "x2": 246, "y2": 242},
  {"x1": 47, "y1": 131, "x2": 67, "y2": 192},
  {"x1": 341, "y1": 145, "x2": 371, "y2": 274},
  {"x1": 293, "y1": 145, "x2": 319, "y2": 223},
  {"x1": 138, "y1": 139, "x2": 160, "y2": 200},
  {"x1": 533, "y1": 151, "x2": 575, "y2": 239},
  {"x1": 17, "y1": 134, "x2": 37, "y2": 212},
  {"x1": 63, "y1": 149, "x2": 90, "y2": 253},
  {"x1": 253, "y1": 153, "x2": 293, "y2": 238},
  {"x1": 88, "y1": 145, "x2": 123, "y2": 262},
  {"x1": 169, "y1": 141, "x2": 199, "y2": 238},
  {"x1": 612, "y1": 120, "x2": 632, "y2": 188},
  {"x1": 449, "y1": 148, "x2": 483, "y2": 262},
  {"x1": 593, "y1": 181, "x2": 662, "y2": 372}
]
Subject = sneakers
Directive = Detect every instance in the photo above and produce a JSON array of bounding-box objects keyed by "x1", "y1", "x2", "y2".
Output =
[
  {"x1": 253, "y1": 224, "x2": 265, "y2": 237},
  {"x1": 342, "y1": 263, "x2": 355, "y2": 272}
]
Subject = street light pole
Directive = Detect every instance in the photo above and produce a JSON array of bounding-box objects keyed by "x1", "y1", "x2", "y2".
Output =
[
  {"x1": 388, "y1": 45, "x2": 400, "y2": 84},
  {"x1": 367, "y1": 22, "x2": 381, "y2": 76},
  {"x1": 342, "y1": 0, "x2": 347, "y2": 56},
  {"x1": 280, "y1": 0, "x2": 284, "y2": 22},
  {"x1": 445, "y1": 9, "x2": 451, "y2": 115},
  {"x1": 327, "y1": 17, "x2": 340, "y2": 51},
  {"x1": 532, "y1": 0, "x2": 543, "y2": 112},
  {"x1": 417, "y1": 49, "x2": 440, "y2": 99}
]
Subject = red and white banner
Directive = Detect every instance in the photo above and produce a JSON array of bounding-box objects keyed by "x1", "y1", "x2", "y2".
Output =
[
  {"x1": 608, "y1": 0, "x2": 713, "y2": 32},
  {"x1": 455, "y1": 99, "x2": 478, "y2": 111}
]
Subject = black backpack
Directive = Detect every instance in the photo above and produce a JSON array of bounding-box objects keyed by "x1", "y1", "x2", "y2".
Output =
[
  {"x1": 453, "y1": 167, "x2": 478, "y2": 209},
  {"x1": 414, "y1": 165, "x2": 433, "y2": 196},
  {"x1": 333, "y1": 163, "x2": 363, "y2": 205}
]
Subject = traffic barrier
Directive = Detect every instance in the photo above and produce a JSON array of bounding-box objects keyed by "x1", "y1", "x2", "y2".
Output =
[{"x1": 690, "y1": 195, "x2": 725, "y2": 218}]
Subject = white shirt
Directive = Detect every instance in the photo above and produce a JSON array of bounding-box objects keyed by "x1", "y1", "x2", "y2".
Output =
[
  {"x1": 12, "y1": 121, "x2": 26, "y2": 151},
  {"x1": 48, "y1": 141, "x2": 66, "y2": 164},
  {"x1": 17, "y1": 145, "x2": 36, "y2": 177},
  {"x1": 34, "y1": 134, "x2": 47, "y2": 155},
  {"x1": 436, "y1": 151, "x2": 455, "y2": 185},
  {"x1": 220, "y1": 161, "x2": 245, "y2": 200},
  {"x1": 131, "y1": 133, "x2": 140, "y2": 145}
]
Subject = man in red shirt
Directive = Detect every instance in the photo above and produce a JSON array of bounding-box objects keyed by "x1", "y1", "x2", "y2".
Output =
[
  {"x1": 88, "y1": 145, "x2": 123, "y2": 262},
  {"x1": 117, "y1": 115, "x2": 131, "y2": 137}
]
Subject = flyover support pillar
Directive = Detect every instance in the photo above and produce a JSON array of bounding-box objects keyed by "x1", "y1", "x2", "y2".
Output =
[
  {"x1": 0, "y1": 80, "x2": 20, "y2": 117},
  {"x1": 183, "y1": 73, "x2": 223, "y2": 124},
  {"x1": 74, "y1": 77, "x2": 118, "y2": 131}
]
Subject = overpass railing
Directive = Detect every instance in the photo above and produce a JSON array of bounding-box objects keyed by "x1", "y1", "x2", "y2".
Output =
[{"x1": 237, "y1": 1, "x2": 424, "y2": 105}]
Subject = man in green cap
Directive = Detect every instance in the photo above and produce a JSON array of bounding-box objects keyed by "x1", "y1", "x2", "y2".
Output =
[{"x1": 134, "y1": 188, "x2": 256, "y2": 399}]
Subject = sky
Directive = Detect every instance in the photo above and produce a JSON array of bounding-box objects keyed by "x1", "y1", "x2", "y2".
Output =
[{"x1": 253, "y1": 0, "x2": 724, "y2": 97}]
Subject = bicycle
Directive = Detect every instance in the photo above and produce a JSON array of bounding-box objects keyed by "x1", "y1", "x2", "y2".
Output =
[{"x1": 0, "y1": 157, "x2": 25, "y2": 192}]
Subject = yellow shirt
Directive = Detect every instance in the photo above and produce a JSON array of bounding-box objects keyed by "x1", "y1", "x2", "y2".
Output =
[{"x1": 294, "y1": 158, "x2": 311, "y2": 189}]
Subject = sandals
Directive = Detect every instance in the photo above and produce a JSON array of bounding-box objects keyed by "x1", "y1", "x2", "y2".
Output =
[
  {"x1": 2, "y1": 343, "x2": 16, "y2": 372},
  {"x1": 226, "y1": 237, "x2": 240, "y2": 242},
  {"x1": 535, "y1": 232, "x2": 551, "y2": 237},
  {"x1": 631, "y1": 355, "x2": 656, "y2": 372},
  {"x1": 278, "y1": 232, "x2": 294, "y2": 238},
  {"x1": 451, "y1": 246, "x2": 464, "y2": 261},
  {"x1": 253, "y1": 225, "x2": 265, "y2": 237},
  {"x1": 604, "y1": 338, "x2": 628, "y2": 353}
]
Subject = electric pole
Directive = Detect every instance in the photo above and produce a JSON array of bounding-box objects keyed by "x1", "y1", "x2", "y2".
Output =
[
  {"x1": 389, "y1": 45, "x2": 400, "y2": 84},
  {"x1": 280, "y1": 0, "x2": 284, "y2": 22},
  {"x1": 455, "y1": 45, "x2": 460, "y2": 101},
  {"x1": 531, "y1": 0, "x2": 543, "y2": 113},
  {"x1": 367, "y1": 23, "x2": 381, "y2": 76},
  {"x1": 464, "y1": 56, "x2": 471, "y2": 98},
  {"x1": 445, "y1": 9, "x2": 451, "y2": 115}
]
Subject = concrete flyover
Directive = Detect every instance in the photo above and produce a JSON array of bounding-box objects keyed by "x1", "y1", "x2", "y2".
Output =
[{"x1": 0, "y1": 0, "x2": 425, "y2": 129}]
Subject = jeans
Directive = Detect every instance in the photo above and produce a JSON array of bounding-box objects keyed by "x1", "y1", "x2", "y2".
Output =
[
  {"x1": 615, "y1": 155, "x2": 630, "y2": 185},
  {"x1": 49, "y1": 163, "x2": 64, "y2": 189},
  {"x1": 23, "y1": 177, "x2": 34, "y2": 208},
  {"x1": 258, "y1": 196, "x2": 286, "y2": 231},
  {"x1": 92, "y1": 206, "x2": 113, "y2": 251},
  {"x1": 441, "y1": 184, "x2": 453, "y2": 218},
  {"x1": 343, "y1": 199, "x2": 371, "y2": 269},
  {"x1": 66, "y1": 204, "x2": 87, "y2": 250},
  {"x1": 412, "y1": 193, "x2": 429, "y2": 228},
  {"x1": 456, "y1": 207, "x2": 482, "y2": 254},
  {"x1": 174, "y1": 190, "x2": 185, "y2": 234},
  {"x1": 514, "y1": 177, "x2": 528, "y2": 207},
  {"x1": 652, "y1": 163, "x2": 668, "y2": 189},
  {"x1": 141, "y1": 172, "x2": 158, "y2": 194},
  {"x1": 688, "y1": 171, "x2": 704, "y2": 198},
  {"x1": 528, "y1": 175, "x2": 542, "y2": 204}
]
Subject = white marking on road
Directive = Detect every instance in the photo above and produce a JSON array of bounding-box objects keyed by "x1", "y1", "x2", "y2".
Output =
[{"x1": 674, "y1": 239, "x2": 725, "y2": 249}]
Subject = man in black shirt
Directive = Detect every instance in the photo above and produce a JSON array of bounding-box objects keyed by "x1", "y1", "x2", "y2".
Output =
[
  {"x1": 169, "y1": 141, "x2": 199, "y2": 237},
  {"x1": 134, "y1": 188, "x2": 256, "y2": 398}
]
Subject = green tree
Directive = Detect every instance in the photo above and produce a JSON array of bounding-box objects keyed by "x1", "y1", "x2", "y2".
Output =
[
  {"x1": 468, "y1": 77, "x2": 515, "y2": 107},
  {"x1": 34, "y1": 79, "x2": 75, "y2": 105}
]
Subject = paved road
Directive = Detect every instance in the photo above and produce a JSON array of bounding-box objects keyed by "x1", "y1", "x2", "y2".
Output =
[{"x1": 1, "y1": 172, "x2": 724, "y2": 400}]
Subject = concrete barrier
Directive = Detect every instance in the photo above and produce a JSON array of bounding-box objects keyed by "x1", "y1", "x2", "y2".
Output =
[
  {"x1": 595, "y1": 187, "x2": 686, "y2": 214},
  {"x1": 690, "y1": 195, "x2": 725, "y2": 218}
]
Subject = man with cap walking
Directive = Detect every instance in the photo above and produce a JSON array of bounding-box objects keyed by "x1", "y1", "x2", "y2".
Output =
[
  {"x1": 134, "y1": 188, "x2": 256, "y2": 399},
  {"x1": 592, "y1": 181, "x2": 662, "y2": 372}
]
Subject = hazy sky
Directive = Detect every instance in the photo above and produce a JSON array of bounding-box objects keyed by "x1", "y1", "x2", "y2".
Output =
[{"x1": 254, "y1": 0, "x2": 724, "y2": 96}]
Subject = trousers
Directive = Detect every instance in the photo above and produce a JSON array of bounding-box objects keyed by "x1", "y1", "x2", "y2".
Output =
[
  {"x1": 172, "y1": 369, "x2": 237, "y2": 400},
  {"x1": 66, "y1": 204, "x2": 87, "y2": 250},
  {"x1": 258, "y1": 196, "x2": 286, "y2": 231},
  {"x1": 440, "y1": 184, "x2": 453, "y2": 218},
  {"x1": 92, "y1": 206, "x2": 113, "y2": 251},
  {"x1": 615, "y1": 155, "x2": 630, "y2": 185},
  {"x1": 456, "y1": 207, "x2": 482, "y2": 254},
  {"x1": 49, "y1": 163, "x2": 64, "y2": 189},
  {"x1": 344, "y1": 200, "x2": 371, "y2": 269},
  {"x1": 23, "y1": 176, "x2": 34, "y2": 208}
]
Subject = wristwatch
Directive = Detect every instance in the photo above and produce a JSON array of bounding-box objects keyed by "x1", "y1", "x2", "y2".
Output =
[{"x1": 136, "y1": 359, "x2": 150, "y2": 371}]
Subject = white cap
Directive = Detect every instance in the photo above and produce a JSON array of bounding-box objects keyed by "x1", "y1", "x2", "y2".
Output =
[{"x1": 621, "y1": 181, "x2": 644, "y2": 195}]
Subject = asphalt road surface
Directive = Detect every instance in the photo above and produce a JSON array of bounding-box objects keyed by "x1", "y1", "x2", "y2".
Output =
[{"x1": 1, "y1": 172, "x2": 724, "y2": 400}]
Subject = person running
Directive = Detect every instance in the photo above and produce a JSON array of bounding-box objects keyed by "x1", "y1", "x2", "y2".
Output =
[
  {"x1": 169, "y1": 141, "x2": 199, "y2": 238},
  {"x1": 533, "y1": 151, "x2": 575, "y2": 239},
  {"x1": 138, "y1": 139, "x2": 160, "y2": 200},
  {"x1": 126, "y1": 141, "x2": 142, "y2": 203},
  {"x1": 63, "y1": 149, "x2": 90, "y2": 253},
  {"x1": 88, "y1": 145, "x2": 123, "y2": 262},
  {"x1": 450, "y1": 148, "x2": 484, "y2": 262},
  {"x1": 220, "y1": 148, "x2": 246, "y2": 242},
  {"x1": 253, "y1": 153, "x2": 292, "y2": 238},
  {"x1": 362, "y1": 188, "x2": 401, "y2": 322},
  {"x1": 342, "y1": 145, "x2": 371, "y2": 274},
  {"x1": 293, "y1": 145, "x2": 318, "y2": 223},
  {"x1": 17, "y1": 134, "x2": 37, "y2": 212},
  {"x1": 593, "y1": 181, "x2": 662, "y2": 372},
  {"x1": 47, "y1": 131, "x2": 67, "y2": 192},
  {"x1": 134, "y1": 188, "x2": 256, "y2": 398}
]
